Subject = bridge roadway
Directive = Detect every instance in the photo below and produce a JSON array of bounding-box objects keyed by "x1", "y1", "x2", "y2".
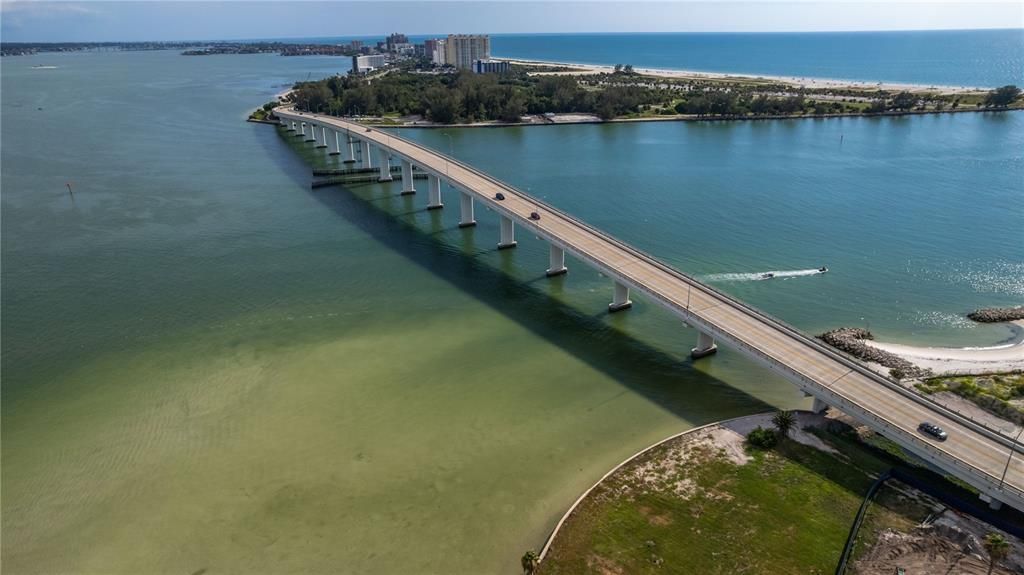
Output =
[{"x1": 276, "y1": 108, "x2": 1024, "y2": 511}]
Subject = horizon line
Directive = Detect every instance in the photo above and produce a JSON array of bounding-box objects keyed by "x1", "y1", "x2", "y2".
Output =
[{"x1": 4, "y1": 26, "x2": 1022, "y2": 45}]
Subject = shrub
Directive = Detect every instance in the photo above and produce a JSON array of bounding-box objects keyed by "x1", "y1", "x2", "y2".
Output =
[{"x1": 747, "y1": 426, "x2": 777, "y2": 449}]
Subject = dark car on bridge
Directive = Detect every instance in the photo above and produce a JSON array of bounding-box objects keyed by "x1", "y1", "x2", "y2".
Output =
[{"x1": 918, "y1": 422, "x2": 948, "y2": 441}]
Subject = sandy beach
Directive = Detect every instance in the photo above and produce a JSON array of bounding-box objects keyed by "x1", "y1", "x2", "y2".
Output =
[
  {"x1": 496, "y1": 57, "x2": 989, "y2": 95},
  {"x1": 864, "y1": 320, "x2": 1024, "y2": 375}
]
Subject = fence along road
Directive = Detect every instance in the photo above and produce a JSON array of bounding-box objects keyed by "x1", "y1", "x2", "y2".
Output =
[{"x1": 276, "y1": 108, "x2": 1024, "y2": 511}]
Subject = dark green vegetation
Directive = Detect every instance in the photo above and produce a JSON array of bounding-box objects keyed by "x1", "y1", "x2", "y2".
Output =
[
  {"x1": 286, "y1": 63, "x2": 1023, "y2": 124},
  {"x1": 916, "y1": 372, "x2": 1024, "y2": 426},
  {"x1": 538, "y1": 420, "x2": 931, "y2": 575},
  {"x1": 290, "y1": 67, "x2": 662, "y2": 122},
  {"x1": 247, "y1": 100, "x2": 280, "y2": 121}
]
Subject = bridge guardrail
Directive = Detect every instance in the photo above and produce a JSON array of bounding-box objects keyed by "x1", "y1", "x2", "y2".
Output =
[
  {"x1": 364, "y1": 122, "x2": 1023, "y2": 451},
  {"x1": 284, "y1": 111, "x2": 1024, "y2": 459}
]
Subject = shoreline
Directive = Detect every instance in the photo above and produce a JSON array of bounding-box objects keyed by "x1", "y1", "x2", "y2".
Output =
[
  {"x1": 863, "y1": 321, "x2": 1024, "y2": 375},
  {"x1": 351, "y1": 105, "x2": 1020, "y2": 130},
  {"x1": 494, "y1": 56, "x2": 992, "y2": 94}
]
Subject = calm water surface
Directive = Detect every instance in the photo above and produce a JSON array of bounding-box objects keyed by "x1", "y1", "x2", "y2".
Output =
[
  {"x1": 2, "y1": 49, "x2": 1022, "y2": 574},
  {"x1": 491, "y1": 29, "x2": 1024, "y2": 87}
]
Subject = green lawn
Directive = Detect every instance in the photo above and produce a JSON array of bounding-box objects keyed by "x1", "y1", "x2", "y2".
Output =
[{"x1": 538, "y1": 425, "x2": 930, "y2": 575}]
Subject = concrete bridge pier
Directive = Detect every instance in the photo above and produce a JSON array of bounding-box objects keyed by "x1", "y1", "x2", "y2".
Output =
[
  {"x1": 288, "y1": 120, "x2": 297, "y2": 132},
  {"x1": 316, "y1": 125, "x2": 328, "y2": 149},
  {"x1": 327, "y1": 129, "x2": 340, "y2": 155},
  {"x1": 342, "y1": 135, "x2": 356, "y2": 163},
  {"x1": 458, "y1": 192, "x2": 476, "y2": 228},
  {"x1": 327, "y1": 129, "x2": 339, "y2": 155},
  {"x1": 426, "y1": 175, "x2": 443, "y2": 209},
  {"x1": 811, "y1": 397, "x2": 829, "y2": 413},
  {"x1": 691, "y1": 331, "x2": 718, "y2": 359},
  {"x1": 546, "y1": 245, "x2": 568, "y2": 277},
  {"x1": 497, "y1": 215, "x2": 517, "y2": 249},
  {"x1": 401, "y1": 161, "x2": 417, "y2": 195},
  {"x1": 608, "y1": 281, "x2": 632, "y2": 312},
  {"x1": 376, "y1": 148, "x2": 393, "y2": 182},
  {"x1": 360, "y1": 140, "x2": 373, "y2": 168},
  {"x1": 305, "y1": 124, "x2": 316, "y2": 143},
  {"x1": 297, "y1": 122, "x2": 307, "y2": 138}
]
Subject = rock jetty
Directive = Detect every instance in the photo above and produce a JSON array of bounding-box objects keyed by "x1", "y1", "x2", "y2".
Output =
[
  {"x1": 967, "y1": 306, "x2": 1024, "y2": 323},
  {"x1": 818, "y1": 327, "x2": 932, "y2": 380}
]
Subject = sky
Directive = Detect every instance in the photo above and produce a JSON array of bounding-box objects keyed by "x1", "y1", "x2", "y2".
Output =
[{"x1": 1, "y1": 1, "x2": 1022, "y2": 42}]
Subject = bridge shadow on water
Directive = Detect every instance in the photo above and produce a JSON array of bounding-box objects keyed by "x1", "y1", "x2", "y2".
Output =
[
  {"x1": 254, "y1": 127, "x2": 1024, "y2": 532},
  {"x1": 261, "y1": 126, "x2": 786, "y2": 430}
]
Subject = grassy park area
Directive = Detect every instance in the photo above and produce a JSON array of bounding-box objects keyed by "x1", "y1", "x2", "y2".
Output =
[{"x1": 537, "y1": 415, "x2": 931, "y2": 575}]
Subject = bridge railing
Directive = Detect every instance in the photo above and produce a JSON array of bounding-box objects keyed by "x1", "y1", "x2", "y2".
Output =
[
  {"x1": 285, "y1": 110, "x2": 1023, "y2": 504},
  {"x1": 284, "y1": 111, "x2": 1023, "y2": 454},
  {"x1": 360, "y1": 121, "x2": 1023, "y2": 450}
]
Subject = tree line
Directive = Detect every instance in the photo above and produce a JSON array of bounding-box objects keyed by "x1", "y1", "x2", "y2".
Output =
[
  {"x1": 286, "y1": 68, "x2": 1021, "y2": 123},
  {"x1": 289, "y1": 69, "x2": 664, "y2": 122}
]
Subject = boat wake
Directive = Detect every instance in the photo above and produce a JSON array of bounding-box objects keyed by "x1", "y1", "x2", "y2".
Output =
[{"x1": 703, "y1": 268, "x2": 828, "y2": 282}]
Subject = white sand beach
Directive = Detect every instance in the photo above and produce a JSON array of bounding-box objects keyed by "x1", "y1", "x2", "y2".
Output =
[
  {"x1": 864, "y1": 321, "x2": 1024, "y2": 375},
  {"x1": 496, "y1": 57, "x2": 989, "y2": 95}
]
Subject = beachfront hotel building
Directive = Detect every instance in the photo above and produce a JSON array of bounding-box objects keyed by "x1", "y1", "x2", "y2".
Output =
[
  {"x1": 352, "y1": 54, "x2": 387, "y2": 74},
  {"x1": 445, "y1": 34, "x2": 491, "y2": 69}
]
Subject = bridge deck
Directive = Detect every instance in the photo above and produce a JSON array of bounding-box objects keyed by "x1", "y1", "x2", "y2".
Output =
[{"x1": 278, "y1": 110, "x2": 1023, "y2": 508}]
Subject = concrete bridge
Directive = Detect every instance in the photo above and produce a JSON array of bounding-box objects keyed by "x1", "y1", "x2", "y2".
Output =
[{"x1": 276, "y1": 108, "x2": 1024, "y2": 512}]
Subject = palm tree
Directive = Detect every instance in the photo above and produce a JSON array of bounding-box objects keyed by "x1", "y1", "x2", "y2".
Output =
[
  {"x1": 521, "y1": 550, "x2": 539, "y2": 574},
  {"x1": 772, "y1": 410, "x2": 797, "y2": 439},
  {"x1": 984, "y1": 532, "x2": 1009, "y2": 575}
]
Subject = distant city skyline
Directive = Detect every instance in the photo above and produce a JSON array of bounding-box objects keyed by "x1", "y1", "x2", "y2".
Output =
[{"x1": 1, "y1": 1, "x2": 1022, "y2": 43}]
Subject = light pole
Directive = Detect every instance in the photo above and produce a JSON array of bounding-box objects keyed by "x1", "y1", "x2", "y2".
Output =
[
  {"x1": 442, "y1": 132, "x2": 453, "y2": 178},
  {"x1": 998, "y1": 426, "x2": 1024, "y2": 489}
]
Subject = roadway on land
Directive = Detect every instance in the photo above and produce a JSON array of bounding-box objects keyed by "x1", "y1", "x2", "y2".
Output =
[{"x1": 277, "y1": 109, "x2": 1024, "y2": 508}]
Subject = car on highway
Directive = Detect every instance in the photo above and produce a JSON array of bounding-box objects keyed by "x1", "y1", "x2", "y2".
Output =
[{"x1": 918, "y1": 422, "x2": 948, "y2": 441}]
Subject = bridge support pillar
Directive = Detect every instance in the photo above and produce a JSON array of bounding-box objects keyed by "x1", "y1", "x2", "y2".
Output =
[
  {"x1": 327, "y1": 129, "x2": 340, "y2": 155},
  {"x1": 342, "y1": 135, "x2": 356, "y2": 163},
  {"x1": 609, "y1": 281, "x2": 632, "y2": 312},
  {"x1": 316, "y1": 125, "x2": 328, "y2": 149},
  {"x1": 361, "y1": 140, "x2": 373, "y2": 168},
  {"x1": 546, "y1": 245, "x2": 567, "y2": 277},
  {"x1": 426, "y1": 175, "x2": 443, "y2": 209},
  {"x1": 691, "y1": 331, "x2": 718, "y2": 359},
  {"x1": 305, "y1": 124, "x2": 316, "y2": 143},
  {"x1": 458, "y1": 192, "x2": 476, "y2": 228},
  {"x1": 811, "y1": 397, "x2": 829, "y2": 414},
  {"x1": 401, "y1": 161, "x2": 417, "y2": 195},
  {"x1": 280, "y1": 117, "x2": 290, "y2": 129},
  {"x1": 377, "y1": 147, "x2": 392, "y2": 182},
  {"x1": 498, "y1": 215, "x2": 517, "y2": 249},
  {"x1": 296, "y1": 122, "x2": 306, "y2": 138},
  {"x1": 288, "y1": 120, "x2": 297, "y2": 132}
]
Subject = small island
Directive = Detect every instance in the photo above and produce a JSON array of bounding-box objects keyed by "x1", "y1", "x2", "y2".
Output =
[{"x1": 278, "y1": 60, "x2": 1023, "y2": 126}]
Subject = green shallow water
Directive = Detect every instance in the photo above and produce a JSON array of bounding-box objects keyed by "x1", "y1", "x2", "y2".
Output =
[{"x1": 2, "y1": 50, "x2": 1021, "y2": 574}]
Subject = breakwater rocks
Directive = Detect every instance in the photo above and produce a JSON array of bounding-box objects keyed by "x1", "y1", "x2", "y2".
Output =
[
  {"x1": 967, "y1": 307, "x2": 1024, "y2": 323},
  {"x1": 818, "y1": 328, "x2": 932, "y2": 380}
]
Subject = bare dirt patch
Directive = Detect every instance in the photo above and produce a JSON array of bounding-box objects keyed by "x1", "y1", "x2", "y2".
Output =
[{"x1": 854, "y1": 506, "x2": 1024, "y2": 575}]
